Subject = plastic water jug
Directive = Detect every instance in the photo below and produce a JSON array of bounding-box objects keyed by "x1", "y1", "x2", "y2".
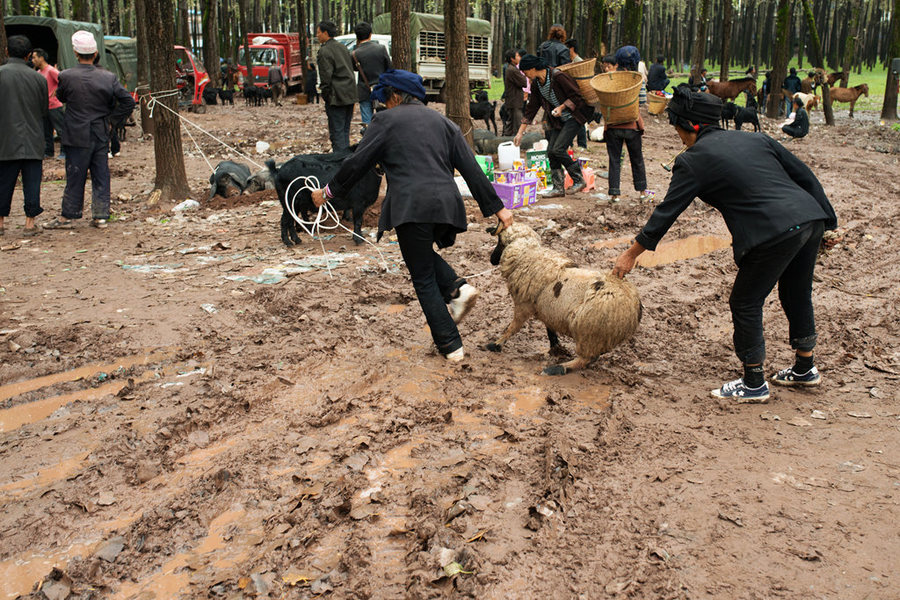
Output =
[{"x1": 497, "y1": 141, "x2": 520, "y2": 171}]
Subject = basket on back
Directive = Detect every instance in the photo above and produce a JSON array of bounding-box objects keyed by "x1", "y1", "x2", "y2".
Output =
[
  {"x1": 556, "y1": 58, "x2": 599, "y2": 105},
  {"x1": 646, "y1": 92, "x2": 668, "y2": 115},
  {"x1": 590, "y1": 71, "x2": 643, "y2": 125}
]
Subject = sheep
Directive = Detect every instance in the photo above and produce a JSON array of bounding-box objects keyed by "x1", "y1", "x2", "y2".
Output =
[
  {"x1": 792, "y1": 91, "x2": 820, "y2": 111},
  {"x1": 485, "y1": 222, "x2": 642, "y2": 375}
]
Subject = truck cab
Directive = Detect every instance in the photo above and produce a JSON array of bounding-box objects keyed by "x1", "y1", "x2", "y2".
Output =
[{"x1": 238, "y1": 33, "x2": 303, "y2": 89}]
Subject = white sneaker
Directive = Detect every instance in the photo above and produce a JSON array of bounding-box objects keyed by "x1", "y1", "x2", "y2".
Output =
[
  {"x1": 445, "y1": 347, "x2": 465, "y2": 362},
  {"x1": 448, "y1": 284, "x2": 479, "y2": 324}
]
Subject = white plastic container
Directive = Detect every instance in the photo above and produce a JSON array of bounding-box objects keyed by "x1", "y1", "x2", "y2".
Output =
[{"x1": 497, "y1": 141, "x2": 520, "y2": 171}]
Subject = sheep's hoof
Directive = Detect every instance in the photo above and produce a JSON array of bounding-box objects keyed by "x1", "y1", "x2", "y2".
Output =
[
  {"x1": 542, "y1": 365, "x2": 567, "y2": 376},
  {"x1": 485, "y1": 342, "x2": 502, "y2": 353}
]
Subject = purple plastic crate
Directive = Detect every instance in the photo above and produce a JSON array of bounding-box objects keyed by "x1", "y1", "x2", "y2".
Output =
[{"x1": 492, "y1": 174, "x2": 538, "y2": 209}]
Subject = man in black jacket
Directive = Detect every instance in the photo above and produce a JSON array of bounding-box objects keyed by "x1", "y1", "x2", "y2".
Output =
[
  {"x1": 352, "y1": 22, "x2": 391, "y2": 132},
  {"x1": 316, "y1": 21, "x2": 358, "y2": 151},
  {"x1": 312, "y1": 70, "x2": 513, "y2": 363},
  {"x1": 647, "y1": 55, "x2": 670, "y2": 92},
  {"x1": 0, "y1": 35, "x2": 48, "y2": 236},
  {"x1": 42, "y1": 31, "x2": 135, "y2": 230},
  {"x1": 613, "y1": 85, "x2": 837, "y2": 403}
]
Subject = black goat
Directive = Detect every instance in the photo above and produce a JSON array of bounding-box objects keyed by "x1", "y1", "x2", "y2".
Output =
[{"x1": 470, "y1": 90, "x2": 498, "y2": 135}]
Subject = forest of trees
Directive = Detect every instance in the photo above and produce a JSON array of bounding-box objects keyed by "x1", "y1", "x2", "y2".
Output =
[{"x1": 4, "y1": 0, "x2": 898, "y2": 78}]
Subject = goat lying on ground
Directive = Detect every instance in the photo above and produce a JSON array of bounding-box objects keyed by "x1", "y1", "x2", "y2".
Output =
[
  {"x1": 486, "y1": 223, "x2": 642, "y2": 375},
  {"x1": 792, "y1": 92, "x2": 820, "y2": 111},
  {"x1": 208, "y1": 160, "x2": 252, "y2": 199},
  {"x1": 267, "y1": 149, "x2": 382, "y2": 246},
  {"x1": 721, "y1": 101, "x2": 760, "y2": 132},
  {"x1": 470, "y1": 90, "x2": 498, "y2": 135}
]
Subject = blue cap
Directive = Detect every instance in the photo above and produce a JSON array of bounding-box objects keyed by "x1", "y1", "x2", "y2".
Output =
[{"x1": 371, "y1": 69, "x2": 427, "y2": 103}]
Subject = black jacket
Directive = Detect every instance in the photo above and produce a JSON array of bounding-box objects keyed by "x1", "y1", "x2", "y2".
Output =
[
  {"x1": 328, "y1": 101, "x2": 504, "y2": 241},
  {"x1": 523, "y1": 68, "x2": 593, "y2": 128},
  {"x1": 783, "y1": 107, "x2": 809, "y2": 138},
  {"x1": 537, "y1": 40, "x2": 570, "y2": 68},
  {"x1": 635, "y1": 128, "x2": 836, "y2": 265},
  {"x1": 0, "y1": 58, "x2": 48, "y2": 160},
  {"x1": 353, "y1": 40, "x2": 392, "y2": 102},
  {"x1": 57, "y1": 64, "x2": 134, "y2": 147},
  {"x1": 783, "y1": 74, "x2": 802, "y2": 94},
  {"x1": 647, "y1": 63, "x2": 668, "y2": 91},
  {"x1": 317, "y1": 38, "x2": 357, "y2": 106}
]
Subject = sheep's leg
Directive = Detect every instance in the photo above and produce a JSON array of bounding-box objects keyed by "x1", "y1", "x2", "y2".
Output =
[
  {"x1": 485, "y1": 305, "x2": 534, "y2": 352},
  {"x1": 546, "y1": 327, "x2": 570, "y2": 358},
  {"x1": 849, "y1": 100, "x2": 855, "y2": 118},
  {"x1": 543, "y1": 355, "x2": 590, "y2": 376}
]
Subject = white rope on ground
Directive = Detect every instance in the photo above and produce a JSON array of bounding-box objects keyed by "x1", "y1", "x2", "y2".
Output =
[
  {"x1": 461, "y1": 266, "x2": 499, "y2": 279},
  {"x1": 283, "y1": 175, "x2": 392, "y2": 279},
  {"x1": 182, "y1": 121, "x2": 214, "y2": 173},
  {"x1": 142, "y1": 91, "x2": 265, "y2": 170}
]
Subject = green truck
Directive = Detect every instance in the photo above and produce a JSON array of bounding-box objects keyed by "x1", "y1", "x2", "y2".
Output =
[
  {"x1": 371, "y1": 12, "x2": 492, "y2": 98},
  {"x1": 4, "y1": 16, "x2": 107, "y2": 71}
]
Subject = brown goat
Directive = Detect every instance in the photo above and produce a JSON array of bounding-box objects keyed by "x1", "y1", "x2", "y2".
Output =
[
  {"x1": 486, "y1": 223, "x2": 642, "y2": 375},
  {"x1": 706, "y1": 78, "x2": 757, "y2": 102},
  {"x1": 830, "y1": 83, "x2": 869, "y2": 118}
]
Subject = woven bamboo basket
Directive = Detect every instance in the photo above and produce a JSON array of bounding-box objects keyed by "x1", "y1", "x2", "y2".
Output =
[
  {"x1": 647, "y1": 92, "x2": 668, "y2": 115},
  {"x1": 590, "y1": 71, "x2": 643, "y2": 125},
  {"x1": 556, "y1": 58, "x2": 599, "y2": 105}
]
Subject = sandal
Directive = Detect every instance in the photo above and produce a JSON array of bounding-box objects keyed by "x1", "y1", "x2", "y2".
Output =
[
  {"x1": 42, "y1": 217, "x2": 74, "y2": 230},
  {"x1": 22, "y1": 228, "x2": 42, "y2": 237},
  {"x1": 639, "y1": 189, "x2": 656, "y2": 202}
]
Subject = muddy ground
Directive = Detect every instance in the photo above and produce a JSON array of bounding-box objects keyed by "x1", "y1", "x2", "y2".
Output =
[{"x1": 0, "y1": 97, "x2": 898, "y2": 600}]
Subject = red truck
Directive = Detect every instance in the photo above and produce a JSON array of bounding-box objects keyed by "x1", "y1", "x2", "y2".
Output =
[{"x1": 237, "y1": 33, "x2": 303, "y2": 89}]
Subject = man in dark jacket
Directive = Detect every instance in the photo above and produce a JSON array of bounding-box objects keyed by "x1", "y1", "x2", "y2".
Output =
[
  {"x1": 312, "y1": 70, "x2": 513, "y2": 363},
  {"x1": 783, "y1": 67, "x2": 802, "y2": 116},
  {"x1": 316, "y1": 21, "x2": 358, "y2": 151},
  {"x1": 537, "y1": 24, "x2": 570, "y2": 68},
  {"x1": 613, "y1": 85, "x2": 837, "y2": 403},
  {"x1": 267, "y1": 59, "x2": 285, "y2": 106},
  {"x1": 647, "y1": 55, "x2": 670, "y2": 92},
  {"x1": 352, "y1": 22, "x2": 391, "y2": 131},
  {"x1": 514, "y1": 54, "x2": 591, "y2": 197},
  {"x1": 42, "y1": 31, "x2": 135, "y2": 230},
  {"x1": 782, "y1": 96, "x2": 810, "y2": 139},
  {"x1": 0, "y1": 35, "x2": 48, "y2": 235},
  {"x1": 501, "y1": 49, "x2": 527, "y2": 136}
]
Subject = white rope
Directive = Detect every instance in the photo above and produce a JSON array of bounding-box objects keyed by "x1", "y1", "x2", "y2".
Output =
[
  {"x1": 461, "y1": 266, "x2": 499, "y2": 279},
  {"x1": 143, "y1": 92, "x2": 265, "y2": 170},
  {"x1": 282, "y1": 175, "x2": 392, "y2": 279},
  {"x1": 182, "y1": 120, "x2": 214, "y2": 173}
]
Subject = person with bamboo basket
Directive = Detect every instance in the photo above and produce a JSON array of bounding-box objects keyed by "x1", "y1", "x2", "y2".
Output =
[{"x1": 514, "y1": 54, "x2": 592, "y2": 198}]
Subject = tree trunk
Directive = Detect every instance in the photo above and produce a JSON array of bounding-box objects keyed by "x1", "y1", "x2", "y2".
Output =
[
  {"x1": 622, "y1": 0, "x2": 641, "y2": 47},
  {"x1": 0, "y1": 9, "x2": 7, "y2": 64},
  {"x1": 202, "y1": 0, "x2": 221, "y2": 87},
  {"x1": 840, "y1": 0, "x2": 863, "y2": 87},
  {"x1": 136, "y1": 0, "x2": 154, "y2": 135},
  {"x1": 297, "y1": 0, "x2": 309, "y2": 87},
  {"x1": 239, "y1": 0, "x2": 252, "y2": 83},
  {"x1": 766, "y1": 0, "x2": 790, "y2": 119},
  {"x1": 391, "y1": 0, "x2": 411, "y2": 70},
  {"x1": 142, "y1": 0, "x2": 192, "y2": 201},
  {"x1": 444, "y1": 0, "x2": 473, "y2": 148},
  {"x1": 800, "y1": 0, "x2": 834, "y2": 126},
  {"x1": 72, "y1": 0, "x2": 91, "y2": 22},
  {"x1": 689, "y1": 0, "x2": 711, "y2": 80},
  {"x1": 881, "y1": 0, "x2": 900, "y2": 120},
  {"x1": 719, "y1": 0, "x2": 733, "y2": 81}
]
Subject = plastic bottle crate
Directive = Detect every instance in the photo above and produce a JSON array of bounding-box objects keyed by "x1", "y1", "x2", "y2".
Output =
[{"x1": 492, "y1": 171, "x2": 538, "y2": 209}]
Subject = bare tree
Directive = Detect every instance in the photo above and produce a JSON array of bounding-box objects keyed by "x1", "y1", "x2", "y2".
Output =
[
  {"x1": 391, "y1": 0, "x2": 411, "y2": 70},
  {"x1": 839, "y1": 0, "x2": 864, "y2": 87},
  {"x1": 882, "y1": 0, "x2": 900, "y2": 121},
  {"x1": 141, "y1": 0, "x2": 191, "y2": 201},
  {"x1": 202, "y1": 0, "x2": 221, "y2": 87},
  {"x1": 719, "y1": 0, "x2": 733, "y2": 81},
  {"x1": 689, "y1": 0, "x2": 711, "y2": 81},
  {"x1": 239, "y1": 0, "x2": 252, "y2": 82},
  {"x1": 766, "y1": 0, "x2": 791, "y2": 119},
  {"x1": 444, "y1": 0, "x2": 474, "y2": 148},
  {"x1": 801, "y1": 0, "x2": 834, "y2": 126}
]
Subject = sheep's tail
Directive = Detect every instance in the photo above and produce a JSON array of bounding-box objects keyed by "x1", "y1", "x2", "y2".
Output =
[{"x1": 265, "y1": 159, "x2": 278, "y2": 177}]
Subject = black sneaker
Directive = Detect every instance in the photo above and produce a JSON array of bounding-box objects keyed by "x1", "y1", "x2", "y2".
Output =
[
  {"x1": 711, "y1": 378, "x2": 770, "y2": 403},
  {"x1": 771, "y1": 366, "x2": 821, "y2": 387}
]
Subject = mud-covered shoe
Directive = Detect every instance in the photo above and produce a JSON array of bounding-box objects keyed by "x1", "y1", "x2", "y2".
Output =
[
  {"x1": 771, "y1": 366, "x2": 821, "y2": 387},
  {"x1": 449, "y1": 284, "x2": 479, "y2": 324},
  {"x1": 91, "y1": 219, "x2": 108, "y2": 229},
  {"x1": 445, "y1": 347, "x2": 465, "y2": 362},
  {"x1": 711, "y1": 378, "x2": 770, "y2": 403}
]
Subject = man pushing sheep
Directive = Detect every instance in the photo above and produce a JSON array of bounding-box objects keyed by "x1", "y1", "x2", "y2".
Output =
[{"x1": 613, "y1": 84, "x2": 837, "y2": 403}]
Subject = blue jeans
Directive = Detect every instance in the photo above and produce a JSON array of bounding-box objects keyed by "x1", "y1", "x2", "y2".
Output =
[
  {"x1": 62, "y1": 138, "x2": 111, "y2": 220},
  {"x1": 325, "y1": 103, "x2": 353, "y2": 152},
  {"x1": 730, "y1": 220, "x2": 824, "y2": 364},
  {"x1": 0, "y1": 159, "x2": 43, "y2": 218},
  {"x1": 359, "y1": 99, "x2": 374, "y2": 125}
]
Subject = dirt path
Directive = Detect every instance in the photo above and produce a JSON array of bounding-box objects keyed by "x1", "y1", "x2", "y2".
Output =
[{"x1": 0, "y1": 100, "x2": 898, "y2": 599}]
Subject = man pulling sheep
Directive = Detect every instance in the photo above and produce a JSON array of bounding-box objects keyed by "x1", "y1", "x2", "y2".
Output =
[{"x1": 613, "y1": 84, "x2": 837, "y2": 403}]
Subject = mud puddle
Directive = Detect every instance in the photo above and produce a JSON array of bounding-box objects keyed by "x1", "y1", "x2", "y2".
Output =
[{"x1": 593, "y1": 234, "x2": 731, "y2": 267}]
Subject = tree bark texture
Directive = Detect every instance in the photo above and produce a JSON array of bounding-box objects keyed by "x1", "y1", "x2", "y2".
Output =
[
  {"x1": 719, "y1": 0, "x2": 733, "y2": 81},
  {"x1": 297, "y1": 0, "x2": 308, "y2": 86},
  {"x1": 840, "y1": 0, "x2": 863, "y2": 87},
  {"x1": 202, "y1": 0, "x2": 221, "y2": 87},
  {"x1": 0, "y1": 9, "x2": 6, "y2": 64},
  {"x1": 801, "y1": 0, "x2": 834, "y2": 126},
  {"x1": 622, "y1": 0, "x2": 642, "y2": 47},
  {"x1": 239, "y1": 0, "x2": 252, "y2": 83},
  {"x1": 444, "y1": 0, "x2": 474, "y2": 148},
  {"x1": 136, "y1": 0, "x2": 154, "y2": 135},
  {"x1": 882, "y1": 0, "x2": 900, "y2": 120},
  {"x1": 766, "y1": 0, "x2": 791, "y2": 119},
  {"x1": 391, "y1": 0, "x2": 411, "y2": 70},
  {"x1": 143, "y1": 0, "x2": 191, "y2": 201},
  {"x1": 689, "y1": 0, "x2": 711, "y2": 79}
]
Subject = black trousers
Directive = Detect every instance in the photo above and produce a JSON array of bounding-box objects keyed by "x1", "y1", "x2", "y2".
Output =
[
  {"x1": 62, "y1": 138, "x2": 111, "y2": 220},
  {"x1": 546, "y1": 118, "x2": 583, "y2": 174},
  {"x1": 0, "y1": 159, "x2": 43, "y2": 218},
  {"x1": 730, "y1": 220, "x2": 825, "y2": 365},
  {"x1": 44, "y1": 107, "x2": 66, "y2": 157},
  {"x1": 604, "y1": 128, "x2": 647, "y2": 195},
  {"x1": 395, "y1": 222, "x2": 466, "y2": 356},
  {"x1": 782, "y1": 122, "x2": 808, "y2": 139},
  {"x1": 325, "y1": 103, "x2": 353, "y2": 152},
  {"x1": 501, "y1": 105, "x2": 523, "y2": 137}
]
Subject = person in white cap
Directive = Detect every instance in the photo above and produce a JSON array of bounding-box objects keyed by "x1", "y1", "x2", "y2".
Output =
[{"x1": 42, "y1": 31, "x2": 134, "y2": 230}]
